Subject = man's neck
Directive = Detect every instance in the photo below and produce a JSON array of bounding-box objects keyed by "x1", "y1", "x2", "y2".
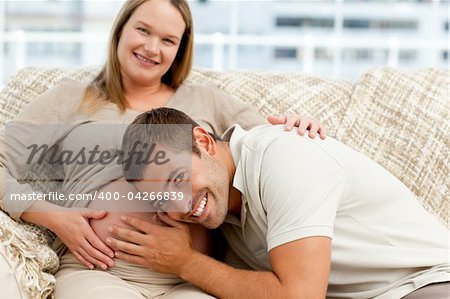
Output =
[{"x1": 219, "y1": 142, "x2": 242, "y2": 215}]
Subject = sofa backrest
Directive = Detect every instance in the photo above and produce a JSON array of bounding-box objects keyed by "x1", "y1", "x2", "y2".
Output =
[
  {"x1": 0, "y1": 67, "x2": 447, "y2": 225},
  {"x1": 336, "y1": 68, "x2": 449, "y2": 226},
  {"x1": 186, "y1": 68, "x2": 353, "y2": 137}
]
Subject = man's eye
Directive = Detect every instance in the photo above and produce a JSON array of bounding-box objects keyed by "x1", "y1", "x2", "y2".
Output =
[
  {"x1": 174, "y1": 173, "x2": 184, "y2": 184},
  {"x1": 157, "y1": 200, "x2": 166, "y2": 208},
  {"x1": 153, "y1": 199, "x2": 167, "y2": 210}
]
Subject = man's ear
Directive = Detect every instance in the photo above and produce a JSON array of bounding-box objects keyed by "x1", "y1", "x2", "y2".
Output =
[{"x1": 193, "y1": 126, "x2": 216, "y2": 156}]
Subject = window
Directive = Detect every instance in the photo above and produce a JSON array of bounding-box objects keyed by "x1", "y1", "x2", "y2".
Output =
[
  {"x1": 276, "y1": 17, "x2": 334, "y2": 28},
  {"x1": 399, "y1": 50, "x2": 416, "y2": 62},
  {"x1": 274, "y1": 48, "x2": 297, "y2": 59},
  {"x1": 315, "y1": 48, "x2": 333, "y2": 62},
  {"x1": 342, "y1": 49, "x2": 388, "y2": 62},
  {"x1": 344, "y1": 19, "x2": 417, "y2": 30},
  {"x1": 344, "y1": 19, "x2": 371, "y2": 29}
]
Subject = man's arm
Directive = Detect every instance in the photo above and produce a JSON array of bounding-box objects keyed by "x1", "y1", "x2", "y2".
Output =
[
  {"x1": 180, "y1": 236, "x2": 331, "y2": 298},
  {"x1": 107, "y1": 214, "x2": 331, "y2": 298}
]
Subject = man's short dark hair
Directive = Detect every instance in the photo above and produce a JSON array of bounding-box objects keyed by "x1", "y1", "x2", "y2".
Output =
[{"x1": 121, "y1": 107, "x2": 219, "y2": 182}]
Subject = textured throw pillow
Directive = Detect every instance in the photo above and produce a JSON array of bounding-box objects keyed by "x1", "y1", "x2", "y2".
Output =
[
  {"x1": 336, "y1": 68, "x2": 449, "y2": 226},
  {"x1": 0, "y1": 209, "x2": 58, "y2": 298}
]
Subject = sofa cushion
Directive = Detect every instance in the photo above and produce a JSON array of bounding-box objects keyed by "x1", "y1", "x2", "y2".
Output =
[
  {"x1": 1, "y1": 68, "x2": 353, "y2": 137},
  {"x1": 336, "y1": 68, "x2": 449, "y2": 226},
  {"x1": 187, "y1": 69, "x2": 353, "y2": 137},
  {"x1": 0, "y1": 67, "x2": 98, "y2": 127}
]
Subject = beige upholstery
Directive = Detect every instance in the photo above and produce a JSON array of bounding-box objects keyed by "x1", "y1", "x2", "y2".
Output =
[
  {"x1": 186, "y1": 69, "x2": 353, "y2": 137},
  {"x1": 335, "y1": 68, "x2": 449, "y2": 223},
  {"x1": 0, "y1": 67, "x2": 448, "y2": 298}
]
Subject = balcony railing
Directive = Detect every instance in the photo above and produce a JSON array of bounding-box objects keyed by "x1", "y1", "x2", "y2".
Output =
[{"x1": 1, "y1": 30, "x2": 449, "y2": 87}]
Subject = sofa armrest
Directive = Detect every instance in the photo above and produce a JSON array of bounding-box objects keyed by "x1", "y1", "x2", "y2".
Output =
[{"x1": 0, "y1": 210, "x2": 59, "y2": 298}]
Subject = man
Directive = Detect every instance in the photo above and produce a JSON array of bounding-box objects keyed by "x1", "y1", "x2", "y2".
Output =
[{"x1": 108, "y1": 108, "x2": 449, "y2": 298}]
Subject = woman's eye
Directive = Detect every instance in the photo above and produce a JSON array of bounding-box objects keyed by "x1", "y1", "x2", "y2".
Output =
[
  {"x1": 163, "y1": 38, "x2": 175, "y2": 45},
  {"x1": 137, "y1": 27, "x2": 149, "y2": 34}
]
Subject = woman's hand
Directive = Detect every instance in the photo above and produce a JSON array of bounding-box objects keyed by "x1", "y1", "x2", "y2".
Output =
[
  {"x1": 49, "y1": 208, "x2": 115, "y2": 270},
  {"x1": 267, "y1": 114, "x2": 327, "y2": 140},
  {"x1": 21, "y1": 202, "x2": 115, "y2": 269}
]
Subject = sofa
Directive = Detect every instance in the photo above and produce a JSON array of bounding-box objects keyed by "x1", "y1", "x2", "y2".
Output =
[{"x1": 0, "y1": 67, "x2": 448, "y2": 298}]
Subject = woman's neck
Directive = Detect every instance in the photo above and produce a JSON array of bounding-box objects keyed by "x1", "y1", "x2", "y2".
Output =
[
  {"x1": 124, "y1": 79, "x2": 165, "y2": 100},
  {"x1": 124, "y1": 81, "x2": 175, "y2": 112}
]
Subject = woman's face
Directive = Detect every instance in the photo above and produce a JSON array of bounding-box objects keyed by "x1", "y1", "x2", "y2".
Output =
[{"x1": 117, "y1": 0, "x2": 186, "y2": 88}]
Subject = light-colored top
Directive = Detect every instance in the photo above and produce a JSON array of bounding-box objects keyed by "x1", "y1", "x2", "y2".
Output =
[
  {"x1": 0, "y1": 79, "x2": 265, "y2": 221},
  {"x1": 221, "y1": 124, "x2": 449, "y2": 299}
]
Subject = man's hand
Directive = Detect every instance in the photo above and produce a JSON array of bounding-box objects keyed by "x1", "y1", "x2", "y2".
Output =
[{"x1": 106, "y1": 212, "x2": 195, "y2": 276}]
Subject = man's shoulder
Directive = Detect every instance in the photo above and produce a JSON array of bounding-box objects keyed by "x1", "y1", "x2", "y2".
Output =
[{"x1": 240, "y1": 125, "x2": 350, "y2": 177}]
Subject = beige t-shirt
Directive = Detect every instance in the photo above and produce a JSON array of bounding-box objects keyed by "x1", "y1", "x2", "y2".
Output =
[
  {"x1": 221, "y1": 124, "x2": 449, "y2": 299},
  {"x1": 0, "y1": 79, "x2": 266, "y2": 221}
]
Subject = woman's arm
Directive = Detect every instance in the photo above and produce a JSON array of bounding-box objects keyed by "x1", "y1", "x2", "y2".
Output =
[
  {"x1": 0, "y1": 81, "x2": 77, "y2": 219},
  {"x1": 267, "y1": 114, "x2": 326, "y2": 139},
  {"x1": 0, "y1": 81, "x2": 114, "y2": 269}
]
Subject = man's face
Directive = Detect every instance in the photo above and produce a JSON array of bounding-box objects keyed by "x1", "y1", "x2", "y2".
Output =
[{"x1": 135, "y1": 147, "x2": 230, "y2": 229}]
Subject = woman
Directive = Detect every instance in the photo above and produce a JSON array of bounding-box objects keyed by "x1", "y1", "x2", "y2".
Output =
[{"x1": 1, "y1": 0, "x2": 326, "y2": 297}]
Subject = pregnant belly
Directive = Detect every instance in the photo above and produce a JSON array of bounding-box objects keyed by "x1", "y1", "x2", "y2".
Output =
[
  {"x1": 88, "y1": 195, "x2": 160, "y2": 244},
  {"x1": 87, "y1": 179, "x2": 164, "y2": 244},
  {"x1": 87, "y1": 179, "x2": 210, "y2": 254}
]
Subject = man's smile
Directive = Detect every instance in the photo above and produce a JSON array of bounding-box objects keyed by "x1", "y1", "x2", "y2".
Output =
[{"x1": 191, "y1": 191, "x2": 209, "y2": 220}]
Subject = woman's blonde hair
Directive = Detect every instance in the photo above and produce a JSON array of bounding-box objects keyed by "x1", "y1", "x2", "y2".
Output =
[{"x1": 80, "y1": 0, "x2": 193, "y2": 112}]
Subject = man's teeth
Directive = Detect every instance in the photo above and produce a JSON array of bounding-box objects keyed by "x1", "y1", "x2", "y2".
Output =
[
  {"x1": 193, "y1": 195, "x2": 208, "y2": 217},
  {"x1": 135, "y1": 53, "x2": 157, "y2": 64}
]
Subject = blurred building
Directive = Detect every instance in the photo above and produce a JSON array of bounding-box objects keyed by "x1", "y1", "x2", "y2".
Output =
[
  {"x1": 1, "y1": 0, "x2": 449, "y2": 85},
  {"x1": 190, "y1": 0, "x2": 449, "y2": 78}
]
